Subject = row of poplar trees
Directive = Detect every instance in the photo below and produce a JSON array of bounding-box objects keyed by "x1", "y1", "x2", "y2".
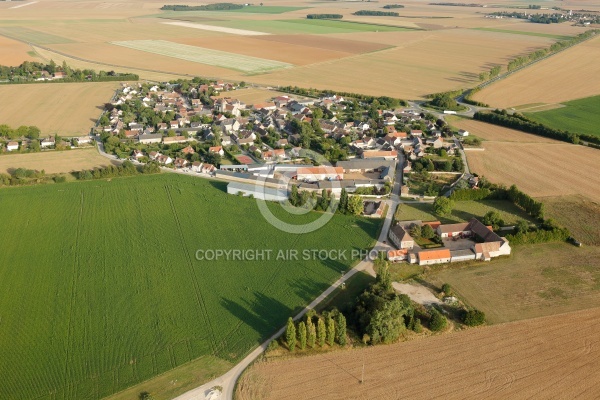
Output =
[{"x1": 285, "y1": 310, "x2": 346, "y2": 352}]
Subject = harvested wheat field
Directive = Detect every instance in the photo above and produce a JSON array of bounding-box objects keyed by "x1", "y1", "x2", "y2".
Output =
[
  {"x1": 449, "y1": 118, "x2": 558, "y2": 143},
  {"x1": 254, "y1": 34, "x2": 390, "y2": 54},
  {"x1": 474, "y1": 35, "x2": 600, "y2": 108},
  {"x1": 0, "y1": 82, "x2": 119, "y2": 135},
  {"x1": 255, "y1": 29, "x2": 553, "y2": 98},
  {"x1": 0, "y1": 35, "x2": 36, "y2": 64},
  {"x1": 0, "y1": 148, "x2": 114, "y2": 174},
  {"x1": 237, "y1": 307, "x2": 600, "y2": 400},
  {"x1": 467, "y1": 141, "x2": 600, "y2": 201}
]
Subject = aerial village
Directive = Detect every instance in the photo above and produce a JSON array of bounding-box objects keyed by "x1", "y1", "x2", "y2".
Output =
[{"x1": 95, "y1": 80, "x2": 508, "y2": 266}]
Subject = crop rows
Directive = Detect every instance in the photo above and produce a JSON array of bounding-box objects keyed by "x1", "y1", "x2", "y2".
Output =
[{"x1": 0, "y1": 174, "x2": 380, "y2": 399}]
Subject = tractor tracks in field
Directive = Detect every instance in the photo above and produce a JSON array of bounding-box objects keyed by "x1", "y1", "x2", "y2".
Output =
[
  {"x1": 163, "y1": 185, "x2": 219, "y2": 357},
  {"x1": 63, "y1": 191, "x2": 84, "y2": 386}
]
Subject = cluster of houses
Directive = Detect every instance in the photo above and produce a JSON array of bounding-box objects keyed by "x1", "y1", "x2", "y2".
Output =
[
  {"x1": 387, "y1": 218, "x2": 511, "y2": 265},
  {"x1": 104, "y1": 82, "x2": 457, "y2": 169},
  {"x1": 2, "y1": 135, "x2": 93, "y2": 152}
]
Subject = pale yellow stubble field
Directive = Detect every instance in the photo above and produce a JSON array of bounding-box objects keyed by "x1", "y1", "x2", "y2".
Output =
[
  {"x1": 474, "y1": 36, "x2": 600, "y2": 107},
  {"x1": 0, "y1": 82, "x2": 120, "y2": 136}
]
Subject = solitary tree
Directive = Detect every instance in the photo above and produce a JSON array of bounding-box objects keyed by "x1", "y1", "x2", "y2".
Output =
[
  {"x1": 298, "y1": 321, "x2": 307, "y2": 350},
  {"x1": 307, "y1": 318, "x2": 316, "y2": 348},
  {"x1": 347, "y1": 195, "x2": 364, "y2": 216},
  {"x1": 326, "y1": 315, "x2": 336, "y2": 346},
  {"x1": 335, "y1": 312, "x2": 347, "y2": 346},
  {"x1": 317, "y1": 317, "x2": 326, "y2": 347},
  {"x1": 429, "y1": 309, "x2": 447, "y2": 332},
  {"x1": 339, "y1": 188, "x2": 348, "y2": 213},
  {"x1": 286, "y1": 317, "x2": 296, "y2": 352},
  {"x1": 422, "y1": 224, "x2": 435, "y2": 239},
  {"x1": 433, "y1": 196, "x2": 454, "y2": 217}
]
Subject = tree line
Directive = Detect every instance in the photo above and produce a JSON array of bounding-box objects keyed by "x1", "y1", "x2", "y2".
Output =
[
  {"x1": 284, "y1": 309, "x2": 347, "y2": 352},
  {"x1": 383, "y1": 4, "x2": 405, "y2": 9},
  {"x1": 288, "y1": 187, "x2": 364, "y2": 216},
  {"x1": 278, "y1": 85, "x2": 408, "y2": 108},
  {"x1": 474, "y1": 109, "x2": 600, "y2": 146},
  {"x1": 76, "y1": 160, "x2": 161, "y2": 180},
  {"x1": 353, "y1": 10, "x2": 399, "y2": 16},
  {"x1": 161, "y1": 3, "x2": 243, "y2": 11},
  {"x1": 0, "y1": 60, "x2": 138, "y2": 84},
  {"x1": 306, "y1": 14, "x2": 343, "y2": 19}
]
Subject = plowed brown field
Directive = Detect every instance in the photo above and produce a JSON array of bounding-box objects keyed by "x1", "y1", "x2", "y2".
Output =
[
  {"x1": 474, "y1": 35, "x2": 600, "y2": 108},
  {"x1": 237, "y1": 307, "x2": 600, "y2": 400}
]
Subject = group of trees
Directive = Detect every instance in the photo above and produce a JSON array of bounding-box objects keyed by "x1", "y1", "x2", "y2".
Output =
[
  {"x1": 412, "y1": 156, "x2": 463, "y2": 173},
  {"x1": 161, "y1": 3, "x2": 243, "y2": 11},
  {"x1": 0, "y1": 124, "x2": 41, "y2": 140},
  {"x1": 507, "y1": 184, "x2": 544, "y2": 220},
  {"x1": 339, "y1": 188, "x2": 364, "y2": 215},
  {"x1": 506, "y1": 218, "x2": 570, "y2": 245},
  {"x1": 354, "y1": 259, "x2": 421, "y2": 344},
  {"x1": 285, "y1": 310, "x2": 347, "y2": 352},
  {"x1": 353, "y1": 10, "x2": 399, "y2": 16},
  {"x1": 427, "y1": 93, "x2": 463, "y2": 111},
  {"x1": 478, "y1": 65, "x2": 502, "y2": 82},
  {"x1": 383, "y1": 4, "x2": 405, "y2": 8},
  {"x1": 0, "y1": 60, "x2": 138, "y2": 83},
  {"x1": 306, "y1": 14, "x2": 343, "y2": 19}
]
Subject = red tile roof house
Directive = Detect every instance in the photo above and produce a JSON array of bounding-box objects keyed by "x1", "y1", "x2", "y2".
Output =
[
  {"x1": 201, "y1": 163, "x2": 216, "y2": 174},
  {"x1": 262, "y1": 148, "x2": 286, "y2": 161},
  {"x1": 209, "y1": 146, "x2": 225, "y2": 156},
  {"x1": 174, "y1": 158, "x2": 188, "y2": 169},
  {"x1": 418, "y1": 249, "x2": 451, "y2": 266},
  {"x1": 182, "y1": 146, "x2": 195, "y2": 155}
]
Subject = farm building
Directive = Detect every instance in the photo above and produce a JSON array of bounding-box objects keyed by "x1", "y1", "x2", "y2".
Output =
[
  {"x1": 437, "y1": 222, "x2": 472, "y2": 238},
  {"x1": 163, "y1": 136, "x2": 190, "y2": 145},
  {"x1": 363, "y1": 201, "x2": 385, "y2": 217},
  {"x1": 458, "y1": 129, "x2": 469, "y2": 137},
  {"x1": 361, "y1": 150, "x2": 397, "y2": 160},
  {"x1": 227, "y1": 182, "x2": 288, "y2": 202},
  {"x1": 388, "y1": 249, "x2": 408, "y2": 262},
  {"x1": 417, "y1": 249, "x2": 451, "y2": 266},
  {"x1": 297, "y1": 166, "x2": 343, "y2": 181},
  {"x1": 138, "y1": 133, "x2": 162, "y2": 144},
  {"x1": 450, "y1": 249, "x2": 476, "y2": 263},
  {"x1": 389, "y1": 225, "x2": 415, "y2": 249}
]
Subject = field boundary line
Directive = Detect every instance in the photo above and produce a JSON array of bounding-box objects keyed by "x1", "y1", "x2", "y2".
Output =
[{"x1": 163, "y1": 185, "x2": 219, "y2": 357}]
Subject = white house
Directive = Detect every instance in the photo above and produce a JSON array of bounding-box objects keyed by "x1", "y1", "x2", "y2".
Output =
[
  {"x1": 389, "y1": 225, "x2": 415, "y2": 249},
  {"x1": 458, "y1": 129, "x2": 469, "y2": 137},
  {"x1": 40, "y1": 137, "x2": 55, "y2": 148},
  {"x1": 6, "y1": 141, "x2": 19, "y2": 151}
]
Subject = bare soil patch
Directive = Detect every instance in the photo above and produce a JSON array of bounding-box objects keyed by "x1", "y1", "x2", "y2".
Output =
[
  {"x1": 0, "y1": 148, "x2": 113, "y2": 174},
  {"x1": 237, "y1": 306, "x2": 600, "y2": 400}
]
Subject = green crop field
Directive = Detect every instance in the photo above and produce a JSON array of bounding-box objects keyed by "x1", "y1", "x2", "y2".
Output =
[
  {"x1": 473, "y1": 27, "x2": 571, "y2": 40},
  {"x1": 525, "y1": 95, "x2": 600, "y2": 138},
  {"x1": 394, "y1": 200, "x2": 535, "y2": 225},
  {"x1": 111, "y1": 40, "x2": 292, "y2": 73},
  {"x1": 0, "y1": 174, "x2": 380, "y2": 399},
  {"x1": 200, "y1": 19, "x2": 410, "y2": 34},
  {"x1": 0, "y1": 26, "x2": 75, "y2": 44}
]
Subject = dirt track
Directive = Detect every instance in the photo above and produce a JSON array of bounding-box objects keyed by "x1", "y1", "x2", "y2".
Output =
[{"x1": 237, "y1": 307, "x2": 600, "y2": 399}]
